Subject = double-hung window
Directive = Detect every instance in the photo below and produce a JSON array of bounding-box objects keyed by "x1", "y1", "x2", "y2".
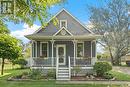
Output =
[
  {"x1": 40, "y1": 42, "x2": 48, "y2": 58},
  {"x1": 76, "y1": 42, "x2": 84, "y2": 58}
]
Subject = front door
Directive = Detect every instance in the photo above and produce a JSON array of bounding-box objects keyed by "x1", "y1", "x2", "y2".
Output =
[{"x1": 57, "y1": 45, "x2": 66, "y2": 65}]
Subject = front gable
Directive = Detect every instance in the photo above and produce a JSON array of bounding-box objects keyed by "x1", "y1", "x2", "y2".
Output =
[
  {"x1": 34, "y1": 9, "x2": 93, "y2": 36},
  {"x1": 53, "y1": 27, "x2": 73, "y2": 36}
]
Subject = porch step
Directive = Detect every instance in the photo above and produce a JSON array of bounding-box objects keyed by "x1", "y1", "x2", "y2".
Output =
[{"x1": 57, "y1": 67, "x2": 70, "y2": 81}]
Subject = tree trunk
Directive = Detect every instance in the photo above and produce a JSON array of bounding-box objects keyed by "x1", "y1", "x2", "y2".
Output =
[
  {"x1": 1, "y1": 58, "x2": 5, "y2": 75},
  {"x1": 108, "y1": 46, "x2": 114, "y2": 65}
]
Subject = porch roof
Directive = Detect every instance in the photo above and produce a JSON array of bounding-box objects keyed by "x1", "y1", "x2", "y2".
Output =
[{"x1": 25, "y1": 33, "x2": 101, "y2": 40}]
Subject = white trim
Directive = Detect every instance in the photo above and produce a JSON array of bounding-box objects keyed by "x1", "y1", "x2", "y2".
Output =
[
  {"x1": 33, "y1": 8, "x2": 94, "y2": 34},
  {"x1": 76, "y1": 41, "x2": 84, "y2": 59},
  {"x1": 91, "y1": 41, "x2": 92, "y2": 59},
  {"x1": 50, "y1": 40, "x2": 55, "y2": 67},
  {"x1": 53, "y1": 27, "x2": 73, "y2": 36},
  {"x1": 40, "y1": 42, "x2": 49, "y2": 59},
  {"x1": 60, "y1": 20, "x2": 67, "y2": 28},
  {"x1": 56, "y1": 44, "x2": 66, "y2": 65},
  {"x1": 32, "y1": 66, "x2": 93, "y2": 69}
]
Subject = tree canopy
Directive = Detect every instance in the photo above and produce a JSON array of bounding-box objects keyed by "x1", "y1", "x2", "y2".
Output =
[
  {"x1": 0, "y1": 0, "x2": 65, "y2": 28},
  {"x1": 89, "y1": 0, "x2": 130, "y2": 65}
]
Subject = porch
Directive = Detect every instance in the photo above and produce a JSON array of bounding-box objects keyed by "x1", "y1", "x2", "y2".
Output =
[{"x1": 29, "y1": 39, "x2": 96, "y2": 80}]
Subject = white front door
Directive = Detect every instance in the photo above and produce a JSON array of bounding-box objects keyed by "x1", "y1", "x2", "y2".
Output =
[{"x1": 56, "y1": 45, "x2": 66, "y2": 65}]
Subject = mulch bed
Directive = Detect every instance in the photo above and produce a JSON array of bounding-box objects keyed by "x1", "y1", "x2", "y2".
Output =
[{"x1": 71, "y1": 76, "x2": 116, "y2": 81}]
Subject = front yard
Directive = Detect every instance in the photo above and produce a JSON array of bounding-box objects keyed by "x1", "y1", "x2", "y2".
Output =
[{"x1": 0, "y1": 68, "x2": 130, "y2": 87}]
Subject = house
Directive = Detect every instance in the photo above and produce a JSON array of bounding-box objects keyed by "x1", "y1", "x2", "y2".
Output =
[{"x1": 25, "y1": 9, "x2": 100, "y2": 80}]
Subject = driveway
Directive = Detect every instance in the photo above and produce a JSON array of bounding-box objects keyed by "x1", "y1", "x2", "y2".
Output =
[{"x1": 113, "y1": 66, "x2": 130, "y2": 75}]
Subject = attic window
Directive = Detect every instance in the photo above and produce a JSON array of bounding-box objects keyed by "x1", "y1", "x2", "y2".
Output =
[{"x1": 60, "y1": 20, "x2": 67, "y2": 28}]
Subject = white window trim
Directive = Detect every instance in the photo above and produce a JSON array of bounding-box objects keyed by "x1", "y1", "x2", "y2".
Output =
[
  {"x1": 40, "y1": 42, "x2": 49, "y2": 59},
  {"x1": 60, "y1": 20, "x2": 67, "y2": 28},
  {"x1": 76, "y1": 41, "x2": 84, "y2": 59}
]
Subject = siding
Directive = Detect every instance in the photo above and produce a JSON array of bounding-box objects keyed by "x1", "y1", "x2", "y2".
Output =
[{"x1": 37, "y1": 10, "x2": 91, "y2": 36}]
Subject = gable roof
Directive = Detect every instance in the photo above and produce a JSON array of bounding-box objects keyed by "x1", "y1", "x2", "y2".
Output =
[
  {"x1": 34, "y1": 8, "x2": 94, "y2": 34},
  {"x1": 53, "y1": 27, "x2": 73, "y2": 36}
]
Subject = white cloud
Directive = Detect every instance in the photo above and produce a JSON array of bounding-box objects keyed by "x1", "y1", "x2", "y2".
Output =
[{"x1": 11, "y1": 23, "x2": 40, "y2": 43}]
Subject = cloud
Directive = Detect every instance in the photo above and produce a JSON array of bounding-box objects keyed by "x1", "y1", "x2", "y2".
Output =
[{"x1": 11, "y1": 23, "x2": 40, "y2": 43}]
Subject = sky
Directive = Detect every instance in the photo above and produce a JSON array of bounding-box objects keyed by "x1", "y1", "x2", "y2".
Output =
[{"x1": 8, "y1": 0, "x2": 104, "y2": 53}]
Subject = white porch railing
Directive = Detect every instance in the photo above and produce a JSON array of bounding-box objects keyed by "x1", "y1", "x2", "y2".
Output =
[
  {"x1": 32, "y1": 57, "x2": 56, "y2": 67},
  {"x1": 31, "y1": 57, "x2": 92, "y2": 67},
  {"x1": 56, "y1": 56, "x2": 59, "y2": 79},
  {"x1": 70, "y1": 57, "x2": 91, "y2": 66}
]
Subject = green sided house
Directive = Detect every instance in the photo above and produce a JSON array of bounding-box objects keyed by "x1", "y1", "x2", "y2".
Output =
[{"x1": 25, "y1": 9, "x2": 100, "y2": 80}]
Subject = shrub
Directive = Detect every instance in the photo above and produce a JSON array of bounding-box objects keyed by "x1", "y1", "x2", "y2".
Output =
[
  {"x1": 47, "y1": 69, "x2": 56, "y2": 79},
  {"x1": 97, "y1": 54, "x2": 102, "y2": 60},
  {"x1": 103, "y1": 72, "x2": 114, "y2": 79},
  {"x1": 29, "y1": 69, "x2": 42, "y2": 80},
  {"x1": 13, "y1": 59, "x2": 27, "y2": 69},
  {"x1": 93, "y1": 62, "x2": 112, "y2": 76},
  {"x1": 73, "y1": 66, "x2": 81, "y2": 76}
]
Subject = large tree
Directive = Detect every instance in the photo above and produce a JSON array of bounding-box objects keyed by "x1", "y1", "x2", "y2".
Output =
[
  {"x1": 89, "y1": 0, "x2": 130, "y2": 65},
  {"x1": 0, "y1": 0, "x2": 65, "y2": 28}
]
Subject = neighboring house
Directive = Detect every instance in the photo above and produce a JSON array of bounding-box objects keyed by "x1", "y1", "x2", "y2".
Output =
[{"x1": 25, "y1": 9, "x2": 100, "y2": 80}]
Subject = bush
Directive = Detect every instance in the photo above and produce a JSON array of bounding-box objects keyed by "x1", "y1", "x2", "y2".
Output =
[
  {"x1": 13, "y1": 59, "x2": 27, "y2": 69},
  {"x1": 103, "y1": 72, "x2": 114, "y2": 79},
  {"x1": 29, "y1": 69, "x2": 42, "y2": 80},
  {"x1": 93, "y1": 62, "x2": 112, "y2": 76},
  {"x1": 47, "y1": 69, "x2": 56, "y2": 79},
  {"x1": 73, "y1": 66, "x2": 81, "y2": 76},
  {"x1": 97, "y1": 54, "x2": 102, "y2": 60}
]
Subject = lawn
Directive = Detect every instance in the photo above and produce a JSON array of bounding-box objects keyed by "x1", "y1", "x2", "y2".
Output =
[
  {"x1": 0, "y1": 69, "x2": 121, "y2": 87},
  {"x1": 110, "y1": 70, "x2": 130, "y2": 81}
]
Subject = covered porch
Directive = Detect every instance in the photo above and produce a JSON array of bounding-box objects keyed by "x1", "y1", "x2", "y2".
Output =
[{"x1": 29, "y1": 39, "x2": 97, "y2": 67}]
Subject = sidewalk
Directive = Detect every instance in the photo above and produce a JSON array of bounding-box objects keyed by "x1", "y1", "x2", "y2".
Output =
[{"x1": 56, "y1": 81, "x2": 130, "y2": 85}]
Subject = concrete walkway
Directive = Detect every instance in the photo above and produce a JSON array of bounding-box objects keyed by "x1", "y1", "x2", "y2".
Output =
[{"x1": 56, "y1": 81, "x2": 130, "y2": 85}]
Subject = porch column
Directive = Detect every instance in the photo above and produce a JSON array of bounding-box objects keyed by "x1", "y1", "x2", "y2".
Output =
[
  {"x1": 50, "y1": 40, "x2": 55, "y2": 67},
  {"x1": 73, "y1": 40, "x2": 77, "y2": 66}
]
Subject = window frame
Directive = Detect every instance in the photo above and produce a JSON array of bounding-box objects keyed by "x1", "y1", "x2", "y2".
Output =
[
  {"x1": 40, "y1": 42, "x2": 49, "y2": 59},
  {"x1": 60, "y1": 20, "x2": 67, "y2": 28},
  {"x1": 76, "y1": 42, "x2": 84, "y2": 59}
]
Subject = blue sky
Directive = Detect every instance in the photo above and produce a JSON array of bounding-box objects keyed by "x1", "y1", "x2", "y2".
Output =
[
  {"x1": 9, "y1": 0, "x2": 103, "y2": 31},
  {"x1": 9, "y1": 0, "x2": 104, "y2": 52}
]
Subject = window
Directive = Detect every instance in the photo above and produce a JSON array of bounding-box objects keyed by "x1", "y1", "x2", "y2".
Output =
[
  {"x1": 40, "y1": 42, "x2": 48, "y2": 58},
  {"x1": 76, "y1": 42, "x2": 84, "y2": 58},
  {"x1": 60, "y1": 20, "x2": 67, "y2": 28}
]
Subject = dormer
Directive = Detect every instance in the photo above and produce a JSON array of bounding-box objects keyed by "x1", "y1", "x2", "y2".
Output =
[{"x1": 60, "y1": 20, "x2": 67, "y2": 28}]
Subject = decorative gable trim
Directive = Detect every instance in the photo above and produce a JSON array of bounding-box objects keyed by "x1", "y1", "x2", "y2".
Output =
[
  {"x1": 34, "y1": 8, "x2": 94, "y2": 34},
  {"x1": 53, "y1": 27, "x2": 73, "y2": 36}
]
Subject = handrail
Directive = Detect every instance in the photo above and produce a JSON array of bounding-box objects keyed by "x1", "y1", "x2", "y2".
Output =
[{"x1": 68, "y1": 56, "x2": 71, "y2": 79}]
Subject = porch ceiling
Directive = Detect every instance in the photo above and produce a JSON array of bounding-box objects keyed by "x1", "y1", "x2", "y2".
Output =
[{"x1": 25, "y1": 34, "x2": 101, "y2": 40}]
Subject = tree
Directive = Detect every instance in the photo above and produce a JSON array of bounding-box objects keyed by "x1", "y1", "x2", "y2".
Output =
[
  {"x1": 0, "y1": 0, "x2": 65, "y2": 28},
  {"x1": 0, "y1": 34, "x2": 22, "y2": 75},
  {"x1": 89, "y1": 0, "x2": 130, "y2": 65}
]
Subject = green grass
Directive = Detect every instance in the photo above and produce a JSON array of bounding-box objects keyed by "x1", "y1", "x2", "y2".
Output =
[{"x1": 110, "y1": 70, "x2": 130, "y2": 81}]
